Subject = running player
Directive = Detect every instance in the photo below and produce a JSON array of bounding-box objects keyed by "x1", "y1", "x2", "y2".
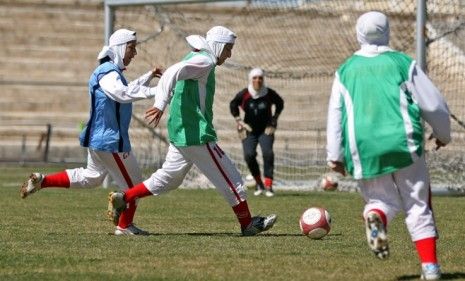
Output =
[
  {"x1": 108, "y1": 26, "x2": 277, "y2": 236},
  {"x1": 230, "y1": 68, "x2": 284, "y2": 197},
  {"x1": 20, "y1": 29, "x2": 163, "y2": 236},
  {"x1": 326, "y1": 12, "x2": 451, "y2": 280}
]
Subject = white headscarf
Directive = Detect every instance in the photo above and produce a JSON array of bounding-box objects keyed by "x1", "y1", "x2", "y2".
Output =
[
  {"x1": 356, "y1": 11, "x2": 389, "y2": 46},
  {"x1": 97, "y1": 29, "x2": 137, "y2": 70},
  {"x1": 185, "y1": 26, "x2": 236, "y2": 63},
  {"x1": 248, "y1": 68, "x2": 268, "y2": 99}
]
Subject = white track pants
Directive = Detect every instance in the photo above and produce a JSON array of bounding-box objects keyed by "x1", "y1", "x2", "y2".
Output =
[
  {"x1": 360, "y1": 155, "x2": 437, "y2": 241},
  {"x1": 143, "y1": 142, "x2": 247, "y2": 206},
  {"x1": 66, "y1": 149, "x2": 142, "y2": 189}
]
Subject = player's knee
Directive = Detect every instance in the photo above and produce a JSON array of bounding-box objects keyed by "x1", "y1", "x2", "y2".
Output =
[
  {"x1": 82, "y1": 172, "x2": 107, "y2": 187},
  {"x1": 262, "y1": 150, "x2": 274, "y2": 160},
  {"x1": 244, "y1": 151, "x2": 257, "y2": 162}
]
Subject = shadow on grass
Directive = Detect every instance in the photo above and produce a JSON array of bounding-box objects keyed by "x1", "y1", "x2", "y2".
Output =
[
  {"x1": 122, "y1": 232, "x2": 343, "y2": 238},
  {"x1": 397, "y1": 272, "x2": 465, "y2": 280}
]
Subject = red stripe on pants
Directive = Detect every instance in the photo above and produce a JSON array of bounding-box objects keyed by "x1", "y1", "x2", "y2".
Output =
[
  {"x1": 206, "y1": 144, "x2": 241, "y2": 202},
  {"x1": 112, "y1": 153, "x2": 136, "y2": 229},
  {"x1": 111, "y1": 153, "x2": 134, "y2": 187}
]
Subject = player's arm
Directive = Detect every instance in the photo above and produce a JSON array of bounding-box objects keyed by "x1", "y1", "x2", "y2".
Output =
[
  {"x1": 270, "y1": 90, "x2": 284, "y2": 119},
  {"x1": 407, "y1": 64, "x2": 451, "y2": 147},
  {"x1": 146, "y1": 55, "x2": 213, "y2": 127},
  {"x1": 229, "y1": 91, "x2": 243, "y2": 119},
  {"x1": 326, "y1": 73, "x2": 345, "y2": 175},
  {"x1": 99, "y1": 67, "x2": 162, "y2": 104},
  {"x1": 229, "y1": 90, "x2": 251, "y2": 138},
  {"x1": 264, "y1": 90, "x2": 284, "y2": 135}
]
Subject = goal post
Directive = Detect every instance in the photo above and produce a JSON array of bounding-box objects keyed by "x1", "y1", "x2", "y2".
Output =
[
  {"x1": 102, "y1": 0, "x2": 465, "y2": 194},
  {"x1": 104, "y1": 0, "x2": 244, "y2": 44}
]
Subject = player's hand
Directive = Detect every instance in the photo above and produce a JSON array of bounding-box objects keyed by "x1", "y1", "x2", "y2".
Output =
[
  {"x1": 152, "y1": 66, "x2": 164, "y2": 78},
  {"x1": 235, "y1": 117, "x2": 252, "y2": 132},
  {"x1": 145, "y1": 107, "x2": 164, "y2": 128},
  {"x1": 265, "y1": 117, "x2": 278, "y2": 135},
  {"x1": 328, "y1": 161, "x2": 346, "y2": 176},
  {"x1": 264, "y1": 126, "x2": 276, "y2": 135}
]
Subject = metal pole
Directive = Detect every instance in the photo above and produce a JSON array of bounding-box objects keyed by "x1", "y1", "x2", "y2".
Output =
[
  {"x1": 43, "y1": 124, "x2": 52, "y2": 162},
  {"x1": 104, "y1": 2, "x2": 114, "y2": 44},
  {"x1": 416, "y1": 0, "x2": 427, "y2": 71}
]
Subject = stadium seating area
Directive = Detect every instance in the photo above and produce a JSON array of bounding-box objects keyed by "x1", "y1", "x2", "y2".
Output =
[
  {"x1": 1, "y1": 0, "x2": 464, "y2": 167},
  {"x1": 0, "y1": 1, "x2": 102, "y2": 161}
]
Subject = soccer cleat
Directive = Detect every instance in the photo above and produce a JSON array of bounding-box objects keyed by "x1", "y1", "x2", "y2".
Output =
[
  {"x1": 421, "y1": 263, "x2": 441, "y2": 280},
  {"x1": 365, "y1": 211, "x2": 389, "y2": 260},
  {"x1": 253, "y1": 184, "x2": 265, "y2": 196},
  {"x1": 265, "y1": 189, "x2": 275, "y2": 197},
  {"x1": 253, "y1": 189, "x2": 263, "y2": 196},
  {"x1": 20, "y1": 173, "x2": 44, "y2": 199},
  {"x1": 107, "y1": 192, "x2": 127, "y2": 226},
  {"x1": 241, "y1": 214, "x2": 277, "y2": 236},
  {"x1": 114, "y1": 224, "x2": 150, "y2": 236}
]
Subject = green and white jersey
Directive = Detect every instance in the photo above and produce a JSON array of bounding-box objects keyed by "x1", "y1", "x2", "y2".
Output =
[
  {"x1": 152, "y1": 49, "x2": 218, "y2": 147},
  {"x1": 328, "y1": 50, "x2": 425, "y2": 179},
  {"x1": 168, "y1": 51, "x2": 217, "y2": 146}
]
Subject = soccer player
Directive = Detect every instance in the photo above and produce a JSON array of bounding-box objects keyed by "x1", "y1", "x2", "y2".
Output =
[
  {"x1": 326, "y1": 12, "x2": 450, "y2": 280},
  {"x1": 229, "y1": 68, "x2": 284, "y2": 197},
  {"x1": 20, "y1": 29, "x2": 163, "y2": 236},
  {"x1": 108, "y1": 26, "x2": 277, "y2": 236}
]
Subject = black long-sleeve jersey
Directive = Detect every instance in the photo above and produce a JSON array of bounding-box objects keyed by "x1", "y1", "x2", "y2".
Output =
[{"x1": 229, "y1": 87, "x2": 284, "y2": 133}]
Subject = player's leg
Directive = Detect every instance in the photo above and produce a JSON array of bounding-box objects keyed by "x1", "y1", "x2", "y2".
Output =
[
  {"x1": 393, "y1": 156, "x2": 440, "y2": 280},
  {"x1": 93, "y1": 151, "x2": 147, "y2": 235},
  {"x1": 242, "y1": 133, "x2": 264, "y2": 194},
  {"x1": 108, "y1": 144, "x2": 193, "y2": 226},
  {"x1": 258, "y1": 132, "x2": 275, "y2": 197},
  {"x1": 360, "y1": 174, "x2": 402, "y2": 259},
  {"x1": 183, "y1": 142, "x2": 277, "y2": 235},
  {"x1": 20, "y1": 149, "x2": 107, "y2": 198}
]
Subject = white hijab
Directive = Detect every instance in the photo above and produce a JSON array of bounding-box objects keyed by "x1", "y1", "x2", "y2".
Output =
[
  {"x1": 355, "y1": 11, "x2": 392, "y2": 55},
  {"x1": 185, "y1": 26, "x2": 236, "y2": 64},
  {"x1": 97, "y1": 29, "x2": 137, "y2": 70},
  {"x1": 248, "y1": 68, "x2": 268, "y2": 99}
]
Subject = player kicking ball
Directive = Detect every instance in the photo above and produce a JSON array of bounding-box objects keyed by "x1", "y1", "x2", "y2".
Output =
[
  {"x1": 20, "y1": 29, "x2": 163, "y2": 236},
  {"x1": 108, "y1": 26, "x2": 277, "y2": 236},
  {"x1": 326, "y1": 12, "x2": 451, "y2": 280}
]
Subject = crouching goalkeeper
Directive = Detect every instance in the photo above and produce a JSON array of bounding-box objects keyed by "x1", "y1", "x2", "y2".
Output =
[{"x1": 230, "y1": 68, "x2": 284, "y2": 197}]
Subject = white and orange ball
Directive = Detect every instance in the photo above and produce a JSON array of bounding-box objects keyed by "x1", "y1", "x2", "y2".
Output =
[
  {"x1": 320, "y1": 173, "x2": 338, "y2": 191},
  {"x1": 299, "y1": 207, "x2": 331, "y2": 239}
]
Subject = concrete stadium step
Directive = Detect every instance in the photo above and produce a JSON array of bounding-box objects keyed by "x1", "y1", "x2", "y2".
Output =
[{"x1": 0, "y1": 111, "x2": 88, "y2": 126}]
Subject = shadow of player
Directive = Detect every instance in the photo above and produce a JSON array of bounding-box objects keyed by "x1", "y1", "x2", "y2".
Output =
[
  {"x1": 141, "y1": 232, "x2": 342, "y2": 238},
  {"x1": 397, "y1": 272, "x2": 465, "y2": 280}
]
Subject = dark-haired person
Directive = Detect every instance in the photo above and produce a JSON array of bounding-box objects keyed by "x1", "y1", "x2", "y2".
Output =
[
  {"x1": 230, "y1": 68, "x2": 284, "y2": 197},
  {"x1": 20, "y1": 29, "x2": 163, "y2": 236}
]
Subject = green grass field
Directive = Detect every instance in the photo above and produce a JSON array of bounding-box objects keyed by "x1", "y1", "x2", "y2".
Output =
[{"x1": 1, "y1": 165, "x2": 465, "y2": 281}]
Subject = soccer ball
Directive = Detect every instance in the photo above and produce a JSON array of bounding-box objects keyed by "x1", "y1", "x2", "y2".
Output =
[
  {"x1": 299, "y1": 207, "x2": 331, "y2": 239},
  {"x1": 320, "y1": 173, "x2": 338, "y2": 191}
]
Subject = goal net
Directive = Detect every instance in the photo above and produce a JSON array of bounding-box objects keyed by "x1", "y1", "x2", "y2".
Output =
[{"x1": 110, "y1": 0, "x2": 465, "y2": 193}]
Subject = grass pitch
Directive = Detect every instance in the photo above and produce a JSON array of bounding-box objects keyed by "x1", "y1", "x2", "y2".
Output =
[{"x1": 1, "y1": 165, "x2": 465, "y2": 281}]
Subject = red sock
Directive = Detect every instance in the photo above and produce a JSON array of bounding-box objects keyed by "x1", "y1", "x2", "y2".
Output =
[
  {"x1": 41, "y1": 171, "x2": 70, "y2": 188},
  {"x1": 415, "y1": 237, "x2": 438, "y2": 264},
  {"x1": 232, "y1": 200, "x2": 252, "y2": 229},
  {"x1": 254, "y1": 175, "x2": 263, "y2": 186},
  {"x1": 123, "y1": 183, "x2": 152, "y2": 202},
  {"x1": 367, "y1": 208, "x2": 387, "y2": 226},
  {"x1": 118, "y1": 200, "x2": 137, "y2": 229},
  {"x1": 264, "y1": 177, "x2": 273, "y2": 190}
]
